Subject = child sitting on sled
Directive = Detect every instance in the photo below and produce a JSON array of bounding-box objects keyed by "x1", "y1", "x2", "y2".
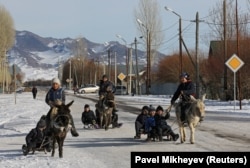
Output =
[{"x1": 23, "y1": 119, "x2": 48, "y2": 155}]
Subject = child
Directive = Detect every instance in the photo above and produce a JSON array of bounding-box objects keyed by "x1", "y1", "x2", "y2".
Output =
[
  {"x1": 144, "y1": 106, "x2": 156, "y2": 142},
  {"x1": 134, "y1": 106, "x2": 149, "y2": 139},
  {"x1": 155, "y1": 105, "x2": 179, "y2": 141},
  {"x1": 81, "y1": 104, "x2": 98, "y2": 129},
  {"x1": 23, "y1": 119, "x2": 47, "y2": 155}
]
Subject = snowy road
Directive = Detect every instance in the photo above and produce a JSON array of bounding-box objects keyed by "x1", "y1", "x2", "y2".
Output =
[{"x1": 0, "y1": 92, "x2": 249, "y2": 168}]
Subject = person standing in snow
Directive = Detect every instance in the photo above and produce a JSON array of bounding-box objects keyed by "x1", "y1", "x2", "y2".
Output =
[{"x1": 32, "y1": 86, "x2": 38, "y2": 99}]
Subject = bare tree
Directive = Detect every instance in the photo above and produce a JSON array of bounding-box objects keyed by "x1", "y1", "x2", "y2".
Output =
[
  {"x1": 134, "y1": 0, "x2": 164, "y2": 65},
  {"x1": 0, "y1": 5, "x2": 15, "y2": 54},
  {"x1": 64, "y1": 37, "x2": 88, "y2": 87},
  {"x1": 0, "y1": 5, "x2": 15, "y2": 92},
  {"x1": 207, "y1": 0, "x2": 249, "y2": 40}
]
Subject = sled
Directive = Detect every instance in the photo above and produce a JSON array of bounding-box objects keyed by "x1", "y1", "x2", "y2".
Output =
[{"x1": 22, "y1": 136, "x2": 52, "y2": 156}]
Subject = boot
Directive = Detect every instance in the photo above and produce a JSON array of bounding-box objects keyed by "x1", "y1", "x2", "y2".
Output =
[
  {"x1": 134, "y1": 134, "x2": 141, "y2": 139},
  {"x1": 22, "y1": 144, "x2": 29, "y2": 156},
  {"x1": 69, "y1": 114, "x2": 79, "y2": 137},
  {"x1": 170, "y1": 132, "x2": 179, "y2": 141},
  {"x1": 158, "y1": 136, "x2": 163, "y2": 142},
  {"x1": 71, "y1": 128, "x2": 79, "y2": 137},
  {"x1": 146, "y1": 134, "x2": 152, "y2": 142}
]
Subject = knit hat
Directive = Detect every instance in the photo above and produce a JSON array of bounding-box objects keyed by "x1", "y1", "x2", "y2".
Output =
[
  {"x1": 179, "y1": 72, "x2": 190, "y2": 79},
  {"x1": 52, "y1": 77, "x2": 61, "y2": 85},
  {"x1": 37, "y1": 119, "x2": 46, "y2": 128},
  {"x1": 142, "y1": 105, "x2": 149, "y2": 111},
  {"x1": 84, "y1": 104, "x2": 90, "y2": 108},
  {"x1": 149, "y1": 106, "x2": 156, "y2": 112},
  {"x1": 102, "y1": 74, "x2": 108, "y2": 79},
  {"x1": 156, "y1": 105, "x2": 164, "y2": 112}
]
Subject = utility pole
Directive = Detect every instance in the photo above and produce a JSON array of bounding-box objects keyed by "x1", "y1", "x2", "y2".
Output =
[
  {"x1": 179, "y1": 17, "x2": 183, "y2": 74},
  {"x1": 69, "y1": 59, "x2": 72, "y2": 89},
  {"x1": 146, "y1": 30, "x2": 151, "y2": 95},
  {"x1": 195, "y1": 12, "x2": 200, "y2": 99},
  {"x1": 114, "y1": 51, "x2": 117, "y2": 86},
  {"x1": 223, "y1": 0, "x2": 228, "y2": 98},
  {"x1": 135, "y1": 37, "x2": 140, "y2": 95},
  {"x1": 13, "y1": 64, "x2": 16, "y2": 104},
  {"x1": 129, "y1": 48, "x2": 133, "y2": 95},
  {"x1": 108, "y1": 49, "x2": 111, "y2": 78},
  {"x1": 236, "y1": 0, "x2": 242, "y2": 109}
]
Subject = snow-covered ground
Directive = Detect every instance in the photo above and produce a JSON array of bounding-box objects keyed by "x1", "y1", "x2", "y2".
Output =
[{"x1": 0, "y1": 92, "x2": 249, "y2": 167}]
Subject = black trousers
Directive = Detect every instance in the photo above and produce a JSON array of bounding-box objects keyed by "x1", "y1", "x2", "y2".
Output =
[
  {"x1": 157, "y1": 125, "x2": 173, "y2": 138},
  {"x1": 135, "y1": 121, "x2": 143, "y2": 136}
]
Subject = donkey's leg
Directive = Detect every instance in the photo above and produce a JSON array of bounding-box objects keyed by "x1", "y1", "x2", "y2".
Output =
[
  {"x1": 189, "y1": 124, "x2": 195, "y2": 144},
  {"x1": 104, "y1": 112, "x2": 109, "y2": 131},
  {"x1": 58, "y1": 138, "x2": 64, "y2": 158},
  {"x1": 179, "y1": 125, "x2": 184, "y2": 143},
  {"x1": 51, "y1": 137, "x2": 56, "y2": 157},
  {"x1": 183, "y1": 127, "x2": 186, "y2": 142}
]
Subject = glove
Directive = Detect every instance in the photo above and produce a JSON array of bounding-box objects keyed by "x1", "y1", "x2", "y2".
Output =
[
  {"x1": 166, "y1": 105, "x2": 172, "y2": 113},
  {"x1": 48, "y1": 101, "x2": 55, "y2": 107}
]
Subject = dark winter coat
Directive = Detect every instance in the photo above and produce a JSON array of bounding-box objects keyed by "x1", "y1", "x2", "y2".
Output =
[
  {"x1": 32, "y1": 87, "x2": 37, "y2": 94},
  {"x1": 145, "y1": 116, "x2": 155, "y2": 133},
  {"x1": 45, "y1": 87, "x2": 65, "y2": 105},
  {"x1": 154, "y1": 113, "x2": 170, "y2": 128},
  {"x1": 99, "y1": 80, "x2": 116, "y2": 95},
  {"x1": 135, "y1": 113, "x2": 148, "y2": 126},
  {"x1": 171, "y1": 80, "x2": 195, "y2": 104},
  {"x1": 26, "y1": 128, "x2": 44, "y2": 147},
  {"x1": 81, "y1": 110, "x2": 96, "y2": 125}
]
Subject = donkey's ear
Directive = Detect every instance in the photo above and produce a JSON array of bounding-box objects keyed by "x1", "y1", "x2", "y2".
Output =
[
  {"x1": 201, "y1": 94, "x2": 206, "y2": 102},
  {"x1": 66, "y1": 100, "x2": 74, "y2": 107}
]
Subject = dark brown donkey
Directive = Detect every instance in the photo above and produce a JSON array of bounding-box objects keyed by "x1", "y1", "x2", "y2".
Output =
[{"x1": 50, "y1": 100, "x2": 74, "y2": 158}]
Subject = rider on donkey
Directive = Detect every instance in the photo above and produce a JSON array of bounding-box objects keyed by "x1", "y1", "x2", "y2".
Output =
[
  {"x1": 97, "y1": 74, "x2": 122, "y2": 128},
  {"x1": 170, "y1": 72, "x2": 197, "y2": 123},
  {"x1": 45, "y1": 77, "x2": 79, "y2": 137}
]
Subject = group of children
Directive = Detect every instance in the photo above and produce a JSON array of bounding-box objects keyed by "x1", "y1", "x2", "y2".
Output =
[
  {"x1": 134, "y1": 105, "x2": 179, "y2": 142},
  {"x1": 23, "y1": 103, "x2": 178, "y2": 155}
]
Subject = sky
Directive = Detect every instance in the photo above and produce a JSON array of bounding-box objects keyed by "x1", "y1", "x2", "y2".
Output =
[{"x1": 0, "y1": 0, "x2": 249, "y2": 54}]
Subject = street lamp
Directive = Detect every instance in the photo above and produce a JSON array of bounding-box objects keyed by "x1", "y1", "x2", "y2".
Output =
[
  {"x1": 116, "y1": 34, "x2": 129, "y2": 94},
  {"x1": 136, "y1": 19, "x2": 151, "y2": 95},
  {"x1": 165, "y1": 6, "x2": 183, "y2": 74},
  {"x1": 69, "y1": 57, "x2": 72, "y2": 89}
]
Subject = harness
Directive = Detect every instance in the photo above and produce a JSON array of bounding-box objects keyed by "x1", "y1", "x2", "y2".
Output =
[{"x1": 53, "y1": 114, "x2": 71, "y2": 132}]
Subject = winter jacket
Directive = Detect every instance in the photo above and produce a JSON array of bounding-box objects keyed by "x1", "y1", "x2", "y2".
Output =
[
  {"x1": 32, "y1": 87, "x2": 37, "y2": 94},
  {"x1": 154, "y1": 113, "x2": 170, "y2": 128},
  {"x1": 171, "y1": 80, "x2": 195, "y2": 104},
  {"x1": 145, "y1": 116, "x2": 156, "y2": 133},
  {"x1": 99, "y1": 80, "x2": 116, "y2": 95},
  {"x1": 26, "y1": 127, "x2": 44, "y2": 147},
  {"x1": 81, "y1": 110, "x2": 96, "y2": 125},
  {"x1": 45, "y1": 87, "x2": 65, "y2": 105},
  {"x1": 135, "y1": 113, "x2": 148, "y2": 126}
]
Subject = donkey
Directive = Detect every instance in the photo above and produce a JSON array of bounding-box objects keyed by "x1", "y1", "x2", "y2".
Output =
[
  {"x1": 175, "y1": 94, "x2": 206, "y2": 144},
  {"x1": 50, "y1": 100, "x2": 74, "y2": 158},
  {"x1": 95, "y1": 94, "x2": 113, "y2": 130}
]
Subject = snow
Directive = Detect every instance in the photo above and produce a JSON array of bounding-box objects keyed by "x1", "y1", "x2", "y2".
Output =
[
  {"x1": 0, "y1": 92, "x2": 249, "y2": 167},
  {"x1": 21, "y1": 65, "x2": 58, "y2": 81}
]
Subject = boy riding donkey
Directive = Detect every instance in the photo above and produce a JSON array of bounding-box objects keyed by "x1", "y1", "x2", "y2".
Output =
[
  {"x1": 170, "y1": 72, "x2": 203, "y2": 124},
  {"x1": 45, "y1": 78, "x2": 79, "y2": 137},
  {"x1": 96, "y1": 75, "x2": 122, "y2": 128}
]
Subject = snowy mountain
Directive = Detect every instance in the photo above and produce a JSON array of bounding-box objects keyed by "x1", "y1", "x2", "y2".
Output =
[{"x1": 7, "y1": 30, "x2": 150, "y2": 81}]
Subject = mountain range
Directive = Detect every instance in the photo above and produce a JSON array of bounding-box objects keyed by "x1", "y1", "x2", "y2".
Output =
[{"x1": 7, "y1": 30, "x2": 162, "y2": 81}]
